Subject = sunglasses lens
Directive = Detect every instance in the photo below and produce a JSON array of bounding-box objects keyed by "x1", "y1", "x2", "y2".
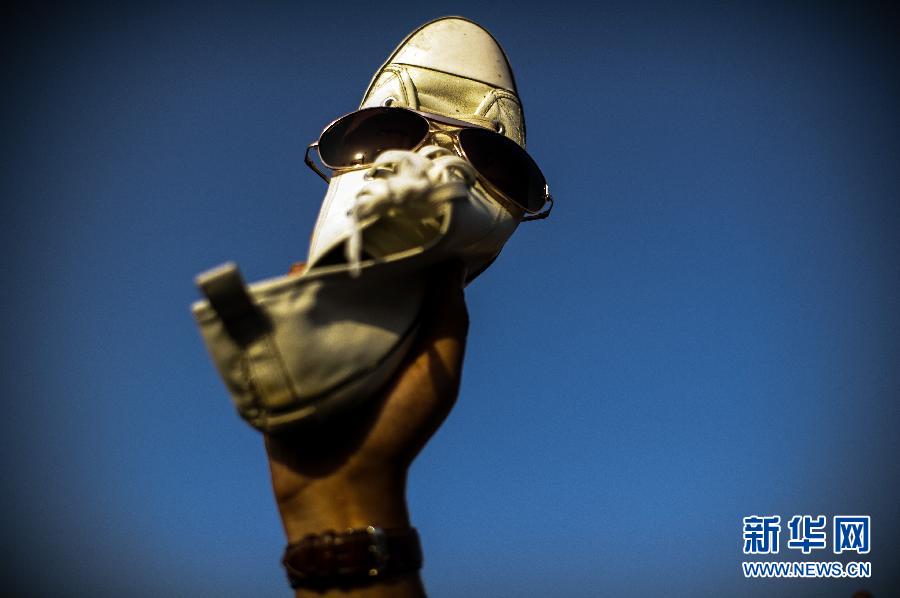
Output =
[
  {"x1": 459, "y1": 128, "x2": 546, "y2": 212},
  {"x1": 318, "y1": 108, "x2": 428, "y2": 168}
]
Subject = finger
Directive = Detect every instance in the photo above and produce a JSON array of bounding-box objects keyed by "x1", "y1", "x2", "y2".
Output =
[{"x1": 416, "y1": 259, "x2": 469, "y2": 353}]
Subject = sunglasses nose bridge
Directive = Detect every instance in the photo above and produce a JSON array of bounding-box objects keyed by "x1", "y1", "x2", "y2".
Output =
[{"x1": 427, "y1": 130, "x2": 457, "y2": 150}]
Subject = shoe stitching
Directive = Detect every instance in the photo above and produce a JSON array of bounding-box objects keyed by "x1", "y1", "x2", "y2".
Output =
[
  {"x1": 266, "y1": 333, "x2": 304, "y2": 409},
  {"x1": 392, "y1": 62, "x2": 516, "y2": 93}
]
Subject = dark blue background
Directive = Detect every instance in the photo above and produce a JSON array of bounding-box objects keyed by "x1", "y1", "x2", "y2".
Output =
[{"x1": 3, "y1": 1, "x2": 898, "y2": 596}]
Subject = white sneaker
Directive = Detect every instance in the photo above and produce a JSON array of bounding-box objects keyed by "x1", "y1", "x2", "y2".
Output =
[{"x1": 192, "y1": 17, "x2": 551, "y2": 433}]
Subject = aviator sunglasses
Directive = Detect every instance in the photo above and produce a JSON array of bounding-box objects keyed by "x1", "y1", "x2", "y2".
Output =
[{"x1": 304, "y1": 106, "x2": 553, "y2": 221}]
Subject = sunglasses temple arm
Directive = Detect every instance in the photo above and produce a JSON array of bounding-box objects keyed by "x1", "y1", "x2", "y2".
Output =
[
  {"x1": 521, "y1": 193, "x2": 554, "y2": 222},
  {"x1": 304, "y1": 143, "x2": 330, "y2": 183}
]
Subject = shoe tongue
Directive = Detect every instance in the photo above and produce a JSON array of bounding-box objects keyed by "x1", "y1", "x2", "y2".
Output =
[{"x1": 359, "y1": 17, "x2": 526, "y2": 148}]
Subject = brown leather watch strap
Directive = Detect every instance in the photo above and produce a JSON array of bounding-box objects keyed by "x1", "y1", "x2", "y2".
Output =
[{"x1": 282, "y1": 526, "x2": 423, "y2": 590}]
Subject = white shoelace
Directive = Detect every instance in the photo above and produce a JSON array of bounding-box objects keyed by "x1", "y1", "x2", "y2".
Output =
[{"x1": 345, "y1": 145, "x2": 477, "y2": 276}]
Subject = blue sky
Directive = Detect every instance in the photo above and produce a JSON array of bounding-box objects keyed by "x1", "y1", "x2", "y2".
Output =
[{"x1": 3, "y1": 1, "x2": 898, "y2": 596}]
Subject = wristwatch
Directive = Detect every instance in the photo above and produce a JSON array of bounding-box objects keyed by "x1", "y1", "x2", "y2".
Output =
[{"x1": 282, "y1": 526, "x2": 423, "y2": 590}]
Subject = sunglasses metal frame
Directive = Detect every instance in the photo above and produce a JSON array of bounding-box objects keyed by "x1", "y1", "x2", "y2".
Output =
[{"x1": 304, "y1": 107, "x2": 553, "y2": 222}]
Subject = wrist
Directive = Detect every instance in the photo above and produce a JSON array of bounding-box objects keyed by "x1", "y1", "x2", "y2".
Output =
[
  {"x1": 283, "y1": 526, "x2": 423, "y2": 597},
  {"x1": 264, "y1": 435, "x2": 424, "y2": 596},
  {"x1": 270, "y1": 466, "x2": 424, "y2": 597},
  {"x1": 274, "y1": 468, "x2": 411, "y2": 542}
]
